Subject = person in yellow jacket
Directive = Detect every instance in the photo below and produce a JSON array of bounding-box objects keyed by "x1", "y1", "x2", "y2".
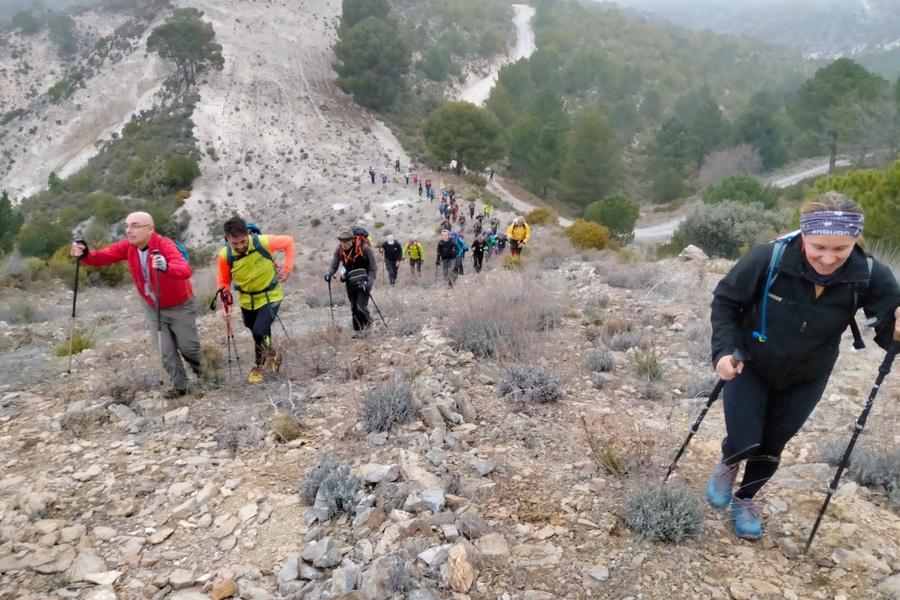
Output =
[
  {"x1": 506, "y1": 216, "x2": 531, "y2": 256},
  {"x1": 403, "y1": 238, "x2": 425, "y2": 277},
  {"x1": 217, "y1": 217, "x2": 295, "y2": 384}
]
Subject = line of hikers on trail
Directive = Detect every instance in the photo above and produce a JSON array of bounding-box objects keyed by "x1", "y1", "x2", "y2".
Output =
[{"x1": 66, "y1": 187, "x2": 900, "y2": 549}]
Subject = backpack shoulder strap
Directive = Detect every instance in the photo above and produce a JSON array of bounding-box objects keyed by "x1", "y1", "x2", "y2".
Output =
[
  {"x1": 226, "y1": 232, "x2": 273, "y2": 268},
  {"x1": 752, "y1": 236, "x2": 793, "y2": 343},
  {"x1": 848, "y1": 254, "x2": 874, "y2": 350},
  {"x1": 252, "y1": 233, "x2": 273, "y2": 262}
]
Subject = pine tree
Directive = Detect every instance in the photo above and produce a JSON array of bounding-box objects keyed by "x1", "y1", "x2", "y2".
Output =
[{"x1": 557, "y1": 108, "x2": 622, "y2": 207}]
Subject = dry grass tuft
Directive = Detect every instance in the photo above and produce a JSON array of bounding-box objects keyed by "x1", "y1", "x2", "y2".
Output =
[
  {"x1": 273, "y1": 412, "x2": 302, "y2": 442},
  {"x1": 55, "y1": 330, "x2": 95, "y2": 357},
  {"x1": 635, "y1": 348, "x2": 665, "y2": 381},
  {"x1": 581, "y1": 416, "x2": 653, "y2": 476}
]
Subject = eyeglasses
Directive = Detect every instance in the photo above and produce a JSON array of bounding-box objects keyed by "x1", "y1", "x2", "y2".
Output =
[{"x1": 125, "y1": 223, "x2": 152, "y2": 230}]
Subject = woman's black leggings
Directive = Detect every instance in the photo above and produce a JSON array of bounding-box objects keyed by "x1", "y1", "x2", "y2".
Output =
[{"x1": 721, "y1": 366, "x2": 830, "y2": 499}]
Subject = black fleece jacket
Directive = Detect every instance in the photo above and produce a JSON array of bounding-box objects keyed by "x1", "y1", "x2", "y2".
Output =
[
  {"x1": 436, "y1": 240, "x2": 458, "y2": 262},
  {"x1": 711, "y1": 236, "x2": 899, "y2": 389}
]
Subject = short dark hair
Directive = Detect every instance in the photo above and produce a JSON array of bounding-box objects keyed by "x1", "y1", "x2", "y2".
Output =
[{"x1": 223, "y1": 217, "x2": 248, "y2": 237}]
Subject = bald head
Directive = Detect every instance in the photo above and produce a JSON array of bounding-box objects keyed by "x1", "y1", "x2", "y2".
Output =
[{"x1": 125, "y1": 211, "x2": 155, "y2": 247}]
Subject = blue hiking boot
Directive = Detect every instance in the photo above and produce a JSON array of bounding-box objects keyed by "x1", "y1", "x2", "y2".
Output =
[
  {"x1": 706, "y1": 459, "x2": 738, "y2": 509},
  {"x1": 731, "y1": 497, "x2": 762, "y2": 540}
]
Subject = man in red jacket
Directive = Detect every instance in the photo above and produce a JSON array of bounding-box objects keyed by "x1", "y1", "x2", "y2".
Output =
[{"x1": 71, "y1": 211, "x2": 202, "y2": 398}]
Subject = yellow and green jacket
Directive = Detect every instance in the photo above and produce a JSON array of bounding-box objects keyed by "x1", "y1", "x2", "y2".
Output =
[
  {"x1": 403, "y1": 241, "x2": 425, "y2": 260},
  {"x1": 216, "y1": 234, "x2": 295, "y2": 310}
]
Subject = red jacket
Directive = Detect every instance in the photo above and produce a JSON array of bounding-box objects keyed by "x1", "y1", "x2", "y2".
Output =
[{"x1": 79, "y1": 233, "x2": 193, "y2": 309}]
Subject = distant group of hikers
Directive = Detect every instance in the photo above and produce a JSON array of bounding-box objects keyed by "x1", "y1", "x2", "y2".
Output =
[
  {"x1": 67, "y1": 162, "x2": 522, "y2": 395},
  {"x1": 66, "y1": 160, "x2": 900, "y2": 548}
]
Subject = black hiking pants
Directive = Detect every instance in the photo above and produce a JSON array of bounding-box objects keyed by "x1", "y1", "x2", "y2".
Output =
[
  {"x1": 241, "y1": 301, "x2": 280, "y2": 366},
  {"x1": 384, "y1": 261, "x2": 398, "y2": 285},
  {"x1": 473, "y1": 254, "x2": 483, "y2": 273},
  {"x1": 440, "y1": 258, "x2": 455, "y2": 286},
  {"x1": 346, "y1": 284, "x2": 372, "y2": 331},
  {"x1": 721, "y1": 365, "x2": 830, "y2": 499}
]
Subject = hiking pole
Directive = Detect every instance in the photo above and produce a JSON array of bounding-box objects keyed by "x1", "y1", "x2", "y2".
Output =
[
  {"x1": 275, "y1": 313, "x2": 293, "y2": 344},
  {"x1": 220, "y1": 288, "x2": 242, "y2": 378},
  {"x1": 65, "y1": 238, "x2": 85, "y2": 404},
  {"x1": 805, "y1": 331, "x2": 900, "y2": 554},
  {"x1": 368, "y1": 292, "x2": 389, "y2": 330},
  {"x1": 664, "y1": 349, "x2": 744, "y2": 482},
  {"x1": 152, "y1": 250, "x2": 164, "y2": 387},
  {"x1": 326, "y1": 278, "x2": 335, "y2": 327},
  {"x1": 213, "y1": 287, "x2": 235, "y2": 382}
]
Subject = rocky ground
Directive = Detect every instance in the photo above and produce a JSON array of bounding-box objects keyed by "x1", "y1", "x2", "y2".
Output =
[
  {"x1": 4, "y1": 2, "x2": 900, "y2": 599},
  {"x1": 2, "y1": 243, "x2": 900, "y2": 600}
]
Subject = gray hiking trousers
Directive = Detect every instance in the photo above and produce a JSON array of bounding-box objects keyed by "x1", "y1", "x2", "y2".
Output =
[{"x1": 143, "y1": 297, "x2": 202, "y2": 389}]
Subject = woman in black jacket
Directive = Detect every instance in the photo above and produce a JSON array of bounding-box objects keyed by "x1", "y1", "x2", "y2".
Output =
[{"x1": 707, "y1": 191, "x2": 900, "y2": 540}]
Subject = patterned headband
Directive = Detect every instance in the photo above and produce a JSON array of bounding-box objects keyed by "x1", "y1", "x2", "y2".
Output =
[{"x1": 799, "y1": 211, "x2": 864, "y2": 237}]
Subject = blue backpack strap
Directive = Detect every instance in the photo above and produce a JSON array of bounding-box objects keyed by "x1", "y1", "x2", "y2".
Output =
[
  {"x1": 227, "y1": 233, "x2": 278, "y2": 298},
  {"x1": 752, "y1": 232, "x2": 797, "y2": 343},
  {"x1": 251, "y1": 232, "x2": 273, "y2": 262}
]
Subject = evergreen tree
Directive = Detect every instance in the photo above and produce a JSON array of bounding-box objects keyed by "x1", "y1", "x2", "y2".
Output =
[
  {"x1": 529, "y1": 122, "x2": 564, "y2": 198},
  {"x1": 147, "y1": 8, "x2": 224, "y2": 91},
  {"x1": 557, "y1": 107, "x2": 622, "y2": 207},
  {"x1": 508, "y1": 115, "x2": 541, "y2": 173},
  {"x1": 0, "y1": 190, "x2": 24, "y2": 256},
  {"x1": 789, "y1": 58, "x2": 888, "y2": 171},
  {"x1": 333, "y1": 17, "x2": 410, "y2": 110},
  {"x1": 423, "y1": 102, "x2": 504, "y2": 174},
  {"x1": 583, "y1": 193, "x2": 639, "y2": 244},
  {"x1": 340, "y1": 0, "x2": 390, "y2": 32},
  {"x1": 689, "y1": 100, "x2": 729, "y2": 167},
  {"x1": 734, "y1": 107, "x2": 788, "y2": 170}
]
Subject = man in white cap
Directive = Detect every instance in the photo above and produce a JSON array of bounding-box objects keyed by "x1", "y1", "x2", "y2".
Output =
[
  {"x1": 380, "y1": 234, "x2": 403, "y2": 286},
  {"x1": 506, "y1": 215, "x2": 531, "y2": 256}
]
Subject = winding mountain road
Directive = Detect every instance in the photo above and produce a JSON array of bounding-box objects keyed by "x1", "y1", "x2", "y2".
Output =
[
  {"x1": 632, "y1": 160, "x2": 848, "y2": 242},
  {"x1": 460, "y1": 5, "x2": 536, "y2": 107}
]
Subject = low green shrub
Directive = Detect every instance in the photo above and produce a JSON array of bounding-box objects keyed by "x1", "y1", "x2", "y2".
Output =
[
  {"x1": 675, "y1": 200, "x2": 786, "y2": 259},
  {"x1": 566, "y1": 219, "x2": 609, "y2": 250},
  {"x1": 525, "y1": 206, "x2": 558, "y2": 226}
]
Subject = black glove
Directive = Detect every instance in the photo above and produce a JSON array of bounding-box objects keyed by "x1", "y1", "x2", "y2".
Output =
[
  {"x1": 359, "y1": 280, "x2": 372, "y2": 292},
  {"x1": 324, "y1": 273, "x2": 332, "y2": 282}
]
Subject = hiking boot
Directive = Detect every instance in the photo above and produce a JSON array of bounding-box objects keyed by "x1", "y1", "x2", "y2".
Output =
[
  {"x1": 164, "y1": 387, "x2": 188, "y2": 399},
  {"x1": 248, "y1": 365, "x2": 264, "y2": 384},
  {"x1": 268, "y1": 350, "x2": 281, "y2": 373},
  {"x1": 731, "y1": 497, "x2": 762, "y2": 540},
  {"x1": 706, "y1": 458, "x2": 739, "y2": 509}
]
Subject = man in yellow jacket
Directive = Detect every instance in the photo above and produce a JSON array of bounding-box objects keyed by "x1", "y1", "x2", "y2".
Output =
[
  {"x1": 217, "y1": 217, "x2": 295, "y2": 384},
  {"x1": 506, "y1": 216, "x2": 531, "y2": 256},
  {"x1": 403, "y1": 239, "x2": 425, "y2": 278}
]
